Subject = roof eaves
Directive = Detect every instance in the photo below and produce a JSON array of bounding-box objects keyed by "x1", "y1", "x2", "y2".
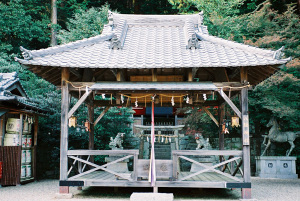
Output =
[
  {"x1": 196, "y1": 32, "x2": 278, "y2": 59},
  {"x1": 15, "y1": 33, "x2": 114, "y2": 61}
]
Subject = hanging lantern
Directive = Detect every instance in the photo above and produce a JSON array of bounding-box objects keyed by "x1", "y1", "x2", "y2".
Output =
[
  {"x1": 69, "y1": 116, "x2": 77, "y2": 128},
  {"x1": 222, "y1": 120, "x2": 230, "y2": 134},
  {"x1": 231, "y1": 116, "x2": 240, "y2": 127},
  {"x1": 84, "y1": 120, "x2": 91, "y2": 132}
]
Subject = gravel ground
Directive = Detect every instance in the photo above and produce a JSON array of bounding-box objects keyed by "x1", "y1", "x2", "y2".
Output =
[{"x1": 0, "y1": 177, "x2": 299, "y2": 201}]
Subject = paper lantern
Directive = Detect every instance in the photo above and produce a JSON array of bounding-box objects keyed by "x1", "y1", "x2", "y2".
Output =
[
  {"x1": 231, "y1": 116, "x2": 240, "y2": 127},
  {"x1": 68, "y1": 116, "x2": 77, "y2": 128}
]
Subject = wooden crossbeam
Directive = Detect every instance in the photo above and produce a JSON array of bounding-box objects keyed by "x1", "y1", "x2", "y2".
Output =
[
  {"x1": 218, "y1": 89, "x2": 241, "y2": 118},
  {"x1": 67, "y1": 157, "x2": 78, "y2": 176},
  {"x1": 232, "y1": 158, "x2": 243, "y2": 176},
  {"x1": 178, "y1": 155, "x2": 242, "y2": 182},
  {"x1": 68, "y1": 155, "x2": 133, "y2": 181},
  {"x1": 68, "y1": 90, "x2": 92, "y2": 119},
  {"x1": 68, "y1": 158, "x2": 80, "y2": 175},
  {"x1": 202, "y1": 106, "x2": 219, "y2": 127},
  {"x1": 94, "y1": 106, "x2": 110, "y2": 126},
  {"x1": 82, "y1": 155, "x2": 90, "y2": 172}
]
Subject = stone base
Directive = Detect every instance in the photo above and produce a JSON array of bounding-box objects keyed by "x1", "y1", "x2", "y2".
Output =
[
  {"x1": 55, "y1": 193, "x2": 73, "y2": 199},
  {"x1": 255, "y1": 156, "x2": 298, "y2": 179},
  {"x1": 130, "y1": 193, "x2": 173, "y2": 201}
]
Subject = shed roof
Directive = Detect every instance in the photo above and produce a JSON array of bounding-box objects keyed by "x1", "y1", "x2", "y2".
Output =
[
  {"x1": 0, "y1": 72, "x2": 49, "y2": 114},
  {"x1": 15, "y1": 12, "x2": 289, "y2": 69}
]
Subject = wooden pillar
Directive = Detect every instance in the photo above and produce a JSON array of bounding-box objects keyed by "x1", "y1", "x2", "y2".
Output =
[
  {"x1": 188, "y1": 68, "x2": 193, "y2": 82},
  {"x1": 33, "y1": 115, "x2": 38, "y2": 179},
  {"x1": 152, "y1": 69, "x2": 157, "y2": 82},
  {"x1": 241, "y1": 67, "x2": 251, "y2": 199},
  {"x1": 138, "y1": 130, "x2": 144, "y2": 159},
  {"x1": 60, "y1": 68, "x2": 70, "y2": 193},
  {"x1": 218, "y1": 104, "x2": 225, "y2": 151},
  {"x1": 0, "y1": 114, "x2": 5, "y2": 146},
  {"x1": 88, "y1": 104, "x2": 94, "y2": 163}
]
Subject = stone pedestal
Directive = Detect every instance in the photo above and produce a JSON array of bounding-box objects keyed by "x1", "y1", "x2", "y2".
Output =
[
  {"x1": 255, "y1": 156, "x2": 298, "y2": 179},
  {"x1": 105, "y1": 156, "x2": 129, "y2": 173}
]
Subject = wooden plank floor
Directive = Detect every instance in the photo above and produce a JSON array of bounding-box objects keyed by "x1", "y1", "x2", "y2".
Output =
[{"x1": 71, "y1": 171, "x2": 239, "y2": 182}]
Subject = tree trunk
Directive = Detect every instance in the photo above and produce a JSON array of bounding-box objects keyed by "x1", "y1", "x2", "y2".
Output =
[{"x1": 51, "y1": 0, "x2": 57, "y2": 46}]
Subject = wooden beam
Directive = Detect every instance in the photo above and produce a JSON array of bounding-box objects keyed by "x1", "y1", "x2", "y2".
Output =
[
  {"x1": 60, "y1": 67, "x2": 70, "y2": 181},
  {"x1": 218, "y1": 89, "x2": 241, "y2": 118},
  {"x1": 94, "y1": 106, "x2": 110, "y2": 126},
  {"x1": 70, "y1": 68, "x2": 82, "y2": 80},
  {"x1": 240, "y1": 67, "x2": 248, "y2": 84},
  {"x1": 117, "y1": 69, "x2": 126, "y2": 81},
  {"x1": 192, "y1": 68, "x2": 199, "y2": 79},
  {"x1": 93, "y1": 100, "x2": 220, "y2": 107},
  {"x1": 202, "y1": 106, "x2": 219, "y2": 127},
  {"x1": 188, "y1": 68, "x2": 193, "y2": 82},
  {"x1": 68, "y1": 90, "x2": 92, "y2": 119},
  {"x1": 152, "y1": 69, "x2": 157, "y2": 82}
]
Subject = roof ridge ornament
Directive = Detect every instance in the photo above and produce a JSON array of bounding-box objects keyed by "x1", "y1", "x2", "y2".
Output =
[
  {"x1": 20, "y1": 46, "x2": 33, "y2": 60},
  {"x1": 273, "y1": 46, "x2": 285, "y2": 59},
  {"x1": 108, "y1": 10, "x2": 114, "y2": 26},
  {"x1": 110, "y1": 19, "x2": 128, "y2": 50},
  {"x1": 110, "y1": 34, "x2": 122, "y2": 49},
  {"x1": 198, "y1": 11, "x2": 204, "y2": 26},
  {"x1": 184, "y1": 20, "x2": 200, "y2": 49},
  {"x1": 187, "y1": 34, "x2": 200, "y2": 50}
]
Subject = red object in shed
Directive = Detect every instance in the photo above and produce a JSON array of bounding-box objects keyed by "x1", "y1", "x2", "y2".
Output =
[{"x1": 132, "y1": 107, "x2": 146, "y2": 116}]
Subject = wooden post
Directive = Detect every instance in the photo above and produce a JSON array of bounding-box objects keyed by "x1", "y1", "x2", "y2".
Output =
[
  {"x1": 240, "y1": 67, "x2": 251, "y2": 199},
  {"x1": 138, "y1": 131, "x2": 144, "y2": 159},
  {"x1": 218, "y1": 104, "x2": 225, "y2": 151},
  {"x1": 60, "y1": 68, "x2": 70, "y2": 193},
  {"x1": 0, "y1": 114, "x2": 5, "y2": 146},
  {"x1": 88, "y1": 104, "x2": 94, "y2": 163},
  {"x1": 188, "y1": 68, "x2": 193, "y2": 82},
  {"x1": 33, "y1": 115, "x2": 38, "y2": 179},
  {"x1": 152, "y1": 69, "x2": 157, "y2": 82}
]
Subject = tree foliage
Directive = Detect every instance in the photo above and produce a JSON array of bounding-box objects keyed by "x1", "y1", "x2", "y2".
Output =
[{"x1": 57, "y1": 5, "x2": 110, "y2": 44}]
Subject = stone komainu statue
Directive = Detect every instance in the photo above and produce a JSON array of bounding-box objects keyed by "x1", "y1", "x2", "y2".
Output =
[{"x1": 109, "y1": 133, "x2": 125, "y2": 150}]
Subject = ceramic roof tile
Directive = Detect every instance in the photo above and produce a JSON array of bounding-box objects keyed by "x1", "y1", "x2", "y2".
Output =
[{"x1": 16, "y1": 13, "x2": 290, "y2": 69}]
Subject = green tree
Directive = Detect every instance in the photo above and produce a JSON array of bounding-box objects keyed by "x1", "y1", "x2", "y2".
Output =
[{"x1": 57, "y1": 5, "x2": 110, "y2": 44}]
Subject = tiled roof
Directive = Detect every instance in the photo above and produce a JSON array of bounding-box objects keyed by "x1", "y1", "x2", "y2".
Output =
[
  {"x1": 15, "y1": 12, "x2": 290, "y2": 69},
  {"x1": 0, "y1": 72, "x2": 21, "y2": 92},
  {"x1": 0, "y1": 72, "x2": 49, "y2": 114}
]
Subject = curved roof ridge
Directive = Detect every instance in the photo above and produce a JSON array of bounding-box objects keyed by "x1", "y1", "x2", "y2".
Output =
[
  {"x1": 196, "y1": 32, "x2": 280, "y2": 59},
  {"x1": 15, "y1": 32, "x2": 114, "y2": 61},
  {"x1": 112, "y1": 12, "x2": 203, "y2": 26}
]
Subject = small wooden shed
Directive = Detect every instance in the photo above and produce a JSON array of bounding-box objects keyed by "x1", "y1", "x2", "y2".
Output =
[
  {"x1": 15, "y1": 12, "x2": 289, "y2": 199},
  {"x1": 0, "y1": 72, "x2": 47, "y2": 185}
]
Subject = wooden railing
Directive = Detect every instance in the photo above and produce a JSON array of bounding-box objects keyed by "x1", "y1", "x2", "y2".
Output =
[
  {"x1": 67, "y1": 150, "x2": 139, "y2": 181},
  {"x1": 172, "y1": 150, "x2": 243, "y2": 182}
]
